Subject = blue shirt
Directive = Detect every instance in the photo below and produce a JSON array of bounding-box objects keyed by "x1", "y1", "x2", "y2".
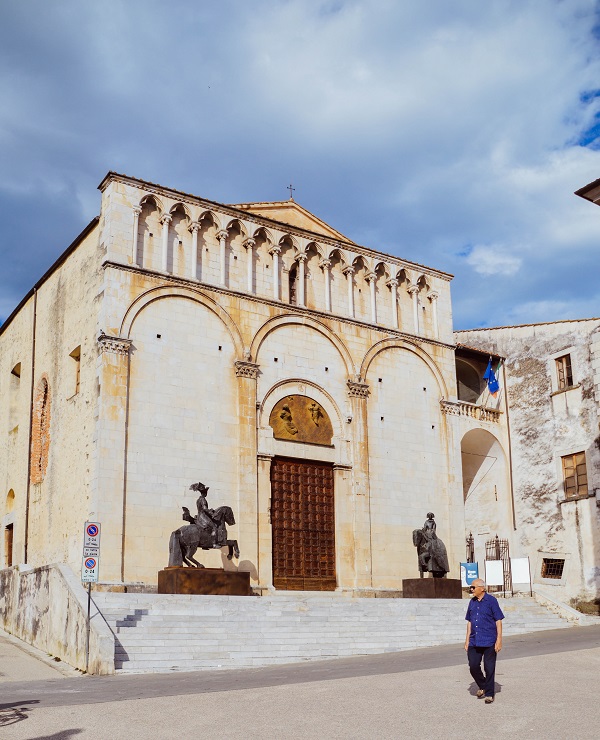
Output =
[{"x1": 465, "y1": 592, "x2": 505, "y2": 647}]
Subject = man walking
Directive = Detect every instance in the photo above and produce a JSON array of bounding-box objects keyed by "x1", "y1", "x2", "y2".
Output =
[{"x1": 464, "y1": 578, "x2": 504, "y2": 704}]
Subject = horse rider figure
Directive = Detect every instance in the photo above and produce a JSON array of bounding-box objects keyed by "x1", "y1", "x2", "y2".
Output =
[{"x1": 184, "y1": 482, "x2": 218, "y2": 542}]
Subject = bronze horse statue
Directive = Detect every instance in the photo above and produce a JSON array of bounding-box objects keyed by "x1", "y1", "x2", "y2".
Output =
[{"x1": 168, "y1": 482, "x2": 240, "y2": 568}]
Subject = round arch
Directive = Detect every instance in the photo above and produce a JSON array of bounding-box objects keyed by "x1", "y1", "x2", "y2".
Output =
[
  {"x1": 327, "y1": 247, "x2": 351, "y2": 267},
  {"x1": 6, "y1": 489, "x2": 15, "y2": 513},
  {"x1": 169, "y1": 202, "x2": 192, "y2": 220},
  {"x1": 139, "y1": 194, "x2": 164, "y2": 212},
  {"x1": 258, "y1": 378, "x2": 345, "y2": 438},
  {"x1": 225, "y1": 218, "x2": 248, "y2": 237},
  {"x1": 250, "y1": 314, "x2": 356, "y2": 376},
  {"x1": 119, "y1": 286, "x2": 245, "y2": 358},
  {"x1": 360, "y1": 338, "x2": 449, "y2": 397}
]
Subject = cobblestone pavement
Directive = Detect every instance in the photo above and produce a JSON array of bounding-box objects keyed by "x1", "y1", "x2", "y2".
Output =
[{"x1": 1, "y1": 625, "x2": 599, "y2": 739}]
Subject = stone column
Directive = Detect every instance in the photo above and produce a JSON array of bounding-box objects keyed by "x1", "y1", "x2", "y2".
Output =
[
  {"x1": 320, "y1": 259, "x2": 332, "y2": 312},
  {"x1": 160, "y1": 214, "x2": 172, "y2": 273},
  {"x1": 94, "y1": 333, "x2": 132, "y2": 583},
  {"x1": 366, "y1": 272, "x2": 377, "y2": 324},
  {"x1": 296, "y1": 253, "x2": 307, "y2": 307},
  {"x1": 428, "y1": 291, "x2": 439, "y2": 338},
  {"x1": 343, "y1": 266, "x2": 355, "y2": 318},
  {"x1": 269, "y1": 245, "x2": 281, "y2": 300},
  {"x1": 189, "y1": 222, "x2": 200, "y2": 280},
  {"x1": 131, "y1": 206, "x2": 142, "y2": 266},
  {"x1": 347, "y1": 379, "x2": 372, "y2": 588},
  {"x1": 408, "y1": 284, "x2": 420, "y2": 335},
  {"x1": 243, "y1": 238, "x2": 255, "y2": 294},
  {"x1": 387, "y1": 278, "x2": 399, "y2": 329},
  {"x1": 217, "y1": 229, "x2": 228, "y2": 286},
  {"x1": 234, "y1": 360, "x2": 260, "y2": 585},
  {"x1": 256, "y1": 452, "x2": 274, "y2": 590}
]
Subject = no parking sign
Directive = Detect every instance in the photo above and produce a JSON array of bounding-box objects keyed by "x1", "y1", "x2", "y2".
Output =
[{"x1": 81, "y1": 521, "x2": 101, "y2": 582}]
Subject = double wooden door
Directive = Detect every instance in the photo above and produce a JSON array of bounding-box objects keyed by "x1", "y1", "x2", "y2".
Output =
[{"x1": 271, "y1": 457, "x2": 336, "y2": 591}]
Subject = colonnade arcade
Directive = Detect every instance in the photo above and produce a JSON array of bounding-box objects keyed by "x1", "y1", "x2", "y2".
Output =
[{"x1": 131, "y1": 195, "x2": 442, "y2": 339}]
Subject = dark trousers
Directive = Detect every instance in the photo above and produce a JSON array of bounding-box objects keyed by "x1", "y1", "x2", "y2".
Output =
[{"x1": 467, "y1": 645, "x2": 497, "y2": 697}]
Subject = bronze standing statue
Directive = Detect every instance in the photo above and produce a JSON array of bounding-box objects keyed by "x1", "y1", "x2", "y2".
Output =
[
  {"x1": 412, "y1": 512, "x2": 450, "y2": 578},
  {"x1": 168, "y1": 482, "x2": 240, "y2": 568}
]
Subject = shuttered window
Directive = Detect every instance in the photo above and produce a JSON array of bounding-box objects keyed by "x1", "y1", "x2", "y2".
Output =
[
  {"x1": 562, "y1": 452, "x2": 587, "y2": 498},
  {"x1": 555, "y1": 354, "x2": 573, "y2": 390}
]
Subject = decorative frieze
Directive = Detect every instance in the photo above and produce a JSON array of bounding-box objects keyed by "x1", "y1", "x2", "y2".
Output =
[
  {"x1": 97, "y1": 333, "x2": 132, "y2": 356},
  {"x1": 347, "y1": 380, "x2": 370, "y2": 398},
  {"x1": 234, "y1": 360, "x2": 260, "y2": 378}
]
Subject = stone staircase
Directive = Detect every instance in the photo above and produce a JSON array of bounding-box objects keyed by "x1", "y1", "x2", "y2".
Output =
[{"x1": 92, "y1": 592, "x2": 571, "y2": 673}]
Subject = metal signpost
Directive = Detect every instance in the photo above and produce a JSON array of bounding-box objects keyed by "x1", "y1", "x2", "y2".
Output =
[{"x1": 81, "y1": 521, "x2": 101, "y2": 672}]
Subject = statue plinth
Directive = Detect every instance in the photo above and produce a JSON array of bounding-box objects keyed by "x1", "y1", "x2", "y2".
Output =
[
  {"x1": 158, "y1": 567, "x2": 251, "y2": 596},
  {"x1": 402, "y1": 578, "x2": 462, "y2": 599}
]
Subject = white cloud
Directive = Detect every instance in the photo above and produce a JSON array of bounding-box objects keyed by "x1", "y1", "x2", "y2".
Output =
[
  {"x1": 1, "y1": 0, "x2": 600, "y2": 329},
  {"x1": 466, "y1": 246, "x2": 522, "y2": 277}
]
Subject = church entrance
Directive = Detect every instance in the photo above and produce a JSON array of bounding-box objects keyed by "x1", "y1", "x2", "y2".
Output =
[{"x1": 271, "y1": 457, "x2": 336, "y2": 591}]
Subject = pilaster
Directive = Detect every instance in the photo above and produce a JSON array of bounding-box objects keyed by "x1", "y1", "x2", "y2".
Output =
[
  {"x1": 347, "y1": 379, "x2": 372, "y2": 587},
  {"x1": 94, "y1": 333, "x2": 132, "y2": 582}
]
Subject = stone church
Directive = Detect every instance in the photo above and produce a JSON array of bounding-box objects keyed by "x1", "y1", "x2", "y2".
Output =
[{"x1": 1, "y1": 171, "x2": 480, "y2": 593}]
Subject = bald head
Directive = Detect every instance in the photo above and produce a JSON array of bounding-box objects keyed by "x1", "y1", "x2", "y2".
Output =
[{"x1": 469, "y1": 579, "x2": 486, "y2": 598}]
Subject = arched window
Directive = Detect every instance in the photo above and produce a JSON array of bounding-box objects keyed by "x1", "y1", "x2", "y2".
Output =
[
  {"x1": 456, "y1": 359, "x2": 482, "y2": 404},
  {"x1": 288, "y1": 262, "x2": 298, "y2": 305}
]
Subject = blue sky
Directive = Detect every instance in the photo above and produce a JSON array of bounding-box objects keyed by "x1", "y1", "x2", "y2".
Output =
[{"x1": 1, "y1": 0, "x2": 600, "y2": 329}]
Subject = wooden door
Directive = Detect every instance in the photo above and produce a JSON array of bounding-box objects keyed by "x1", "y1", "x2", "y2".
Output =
[{"x1": 271, "y1": 457, "x2": 336, "y2": 591}]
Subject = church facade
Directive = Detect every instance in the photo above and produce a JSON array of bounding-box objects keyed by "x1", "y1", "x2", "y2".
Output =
[{"x1": 1, "y1": 172, "x2": 477, "y2": 592}]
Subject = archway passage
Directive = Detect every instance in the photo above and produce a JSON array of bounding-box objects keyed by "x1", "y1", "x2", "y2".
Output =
[{"x1": 271, "y1": 457, "x2": 336, "y2": 591}]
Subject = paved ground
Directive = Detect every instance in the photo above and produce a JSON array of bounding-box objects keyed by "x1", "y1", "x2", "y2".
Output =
[{"x1": 1, "y1": 625, "x2": 600, "y2": 739}]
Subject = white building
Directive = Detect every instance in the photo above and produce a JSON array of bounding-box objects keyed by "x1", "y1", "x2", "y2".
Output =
[{"x1": 1, "y1": 171, "x2": 472, "y2": 593}]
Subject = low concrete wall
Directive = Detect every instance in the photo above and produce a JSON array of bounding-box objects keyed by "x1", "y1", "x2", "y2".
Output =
[
  {"x1": 0, "y1": 563, "x2": 115, "y2": 675},
  {"x1": 533, "y1": 586, "x2": 600, "y2": 626}
]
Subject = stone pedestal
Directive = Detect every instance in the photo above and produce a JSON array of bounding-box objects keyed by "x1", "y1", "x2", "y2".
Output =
[
  {"x1": 402, "y1": 578, "x2": 462, "y2": 599},
  {"x1": 158, "y1": 567, "x2": 251, "y2": 596}
]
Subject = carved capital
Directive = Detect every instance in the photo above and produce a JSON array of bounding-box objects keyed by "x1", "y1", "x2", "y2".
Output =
[
  {"x1": 386, "y1": 278, "x2": 399, "y2": 289},
  {"x1": 160, "y1": 213, "x2": 172, "y2": 226},
  {"x1": 268, "y1": 244, "x2": 281, "y2": 256},
  {"x1": 407, "y1": 284, "x2": 420, "y2": 296},
  {"x1": 235, "y1": 360, "x2": 260, "y2": 378},
  {"x1": 320, "y1": 259, "x2": 332, "y2": 270},
  {"x1": 132, "y1": 206, "x2": 142, "y2": 216},
  {"x1": 342, "y1": 266, "x2": 355, "y2": 277},
  {"x1": 365, "y1": 272, "x2": 377, "y2": 283},
  {"x1": 243, "y1": 238, "x2": 256, "y2": 250},
  {"x1": 295, "y1": 253, "x2": 308, "y2": 263},
  {"x1": 97, "y1": 333, "x2": 132, "y2": 356},
  {"x1": 427, "y1": 291, "x2": 439, "y2": 302},
  {"x1": 347, "y1": 380, "x2": 370, "y2": 398},
  {"x1": 189, "y1": 221, "x2": 201, "y2": 233},
  {"x1": 216, "y1": 229, "x2": 228, "y2": 241}
]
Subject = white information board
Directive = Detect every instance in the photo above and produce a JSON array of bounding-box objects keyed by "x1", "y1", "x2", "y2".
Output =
[
  {"x1": 510, "y1": 557, "x2": 531, "y2": 584},
  {"x1": 485, "y1": 560, "x2": 504, "y2": 586}
]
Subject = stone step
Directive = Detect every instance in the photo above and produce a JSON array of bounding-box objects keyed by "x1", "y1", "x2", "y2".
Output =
[{"x1": 93, "y1": 592, "x2": 571, "y2": 673}]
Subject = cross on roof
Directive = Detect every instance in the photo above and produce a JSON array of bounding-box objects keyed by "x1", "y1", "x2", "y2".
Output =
[{"x1": 287, "y1": 183, "x2": 295, "y2": 200}]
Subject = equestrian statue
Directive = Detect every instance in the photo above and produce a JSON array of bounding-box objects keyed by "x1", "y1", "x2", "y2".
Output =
[
  {"x1": 168, "y1": 482, "x2": 240, "y2": 568},
  {"x1": 412, "y1": 512, "x2": 450, "y2": 578}
]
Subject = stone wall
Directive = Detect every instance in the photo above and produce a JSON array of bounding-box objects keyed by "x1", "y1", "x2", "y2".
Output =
[
  {"x1": 457, "y1": 319, "x2": 600, "y2": 599},
  {"x1": 0, "y1": 563, "x2": 114, "y2": 674}
]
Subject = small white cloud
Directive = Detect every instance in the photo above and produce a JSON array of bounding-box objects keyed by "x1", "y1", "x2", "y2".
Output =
[{"x1": 465, "y1": 245, "x2": 522, "y2": 276}]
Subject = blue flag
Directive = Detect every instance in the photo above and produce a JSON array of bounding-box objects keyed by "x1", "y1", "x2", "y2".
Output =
[{"x1": 483, "y1": 359, "x2": 500, "y2": 395}]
